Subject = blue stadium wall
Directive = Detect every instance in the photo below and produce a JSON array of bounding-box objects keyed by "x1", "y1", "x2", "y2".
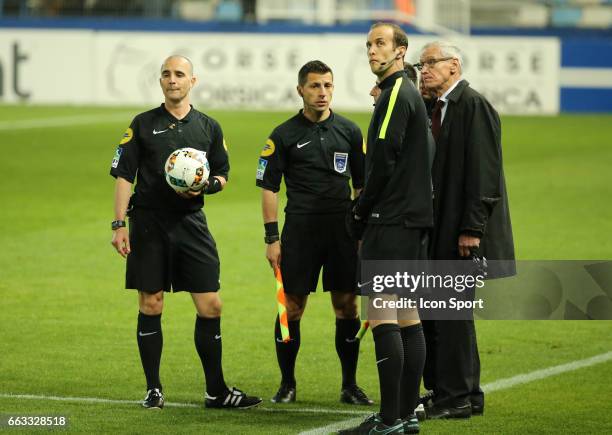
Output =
[
  {"x1": 473, "y1": 28, "x2": 612, "y2": 113},
  {"x1": 559, "y1": 38, "x2": 612, "y2": 112}
]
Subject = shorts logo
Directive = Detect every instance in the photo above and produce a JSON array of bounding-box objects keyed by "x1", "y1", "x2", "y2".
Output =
[
  {"x1": 261, "y1": 138, "x2": 275, "y2": 157},
  {"x1": 256, "y1": 157, "x2": 268, "y2": 180},
  {"x1": 119, "y1": 127, "x2": 133, "y2": 145},
  {"x1": 334, "y1": 152, "x2": 348, "y2": 173},
  {"x1": 223, "y1": 138, "x2": 228, "y2": 151},
  {"x1": 111, "y1": 146, "x2": 123, "y2": 168}
]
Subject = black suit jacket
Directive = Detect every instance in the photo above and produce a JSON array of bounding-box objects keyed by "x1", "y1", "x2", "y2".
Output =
[{"x1": 430, "y1": 80, "x2": 515, "y2": 278}]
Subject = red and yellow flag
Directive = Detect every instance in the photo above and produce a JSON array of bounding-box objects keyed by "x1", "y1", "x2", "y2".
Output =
[
  {"x1": 275, "y1": 267, "x2": 291, "y2": 342},
  {"x1": 355, "y1": 321, "x2": 370, "y2": 340}
]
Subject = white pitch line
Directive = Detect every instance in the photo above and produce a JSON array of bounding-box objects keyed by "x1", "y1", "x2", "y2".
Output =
[
  {"x1": 0, "y1": 393, "x2": 365, "y2": 415},
  {"x1": 0, "y1": 113, "x2": 135, "y2": 131},
  {"x1": 0, "y1": 393, "x2": 197, "y2": 408},
  {"x1": 298, "y1": 350, "x2": 612, "y2": 435},
  {"x1": 483, "y1": 350, "x2": 612, "y2": 393}
]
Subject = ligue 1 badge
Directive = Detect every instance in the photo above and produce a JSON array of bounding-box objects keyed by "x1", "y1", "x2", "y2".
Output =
[{"x1": 334, "y1": 152, "x2": 348, "y2": 173}]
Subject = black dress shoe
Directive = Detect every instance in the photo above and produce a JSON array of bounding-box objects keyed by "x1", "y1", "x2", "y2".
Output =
[
  {"x1": 418, "y1": 390, "x2": 435, "y2": 407},
  {"x1": 426, "y1": 403, "x2": 472, "y2": 419},
  {"x1": 340, "y1": 384, "x2": 374, "y2": 405},
  {"x1": 470, "y1": 392, "x2": 484, "y2": 415},
  {"x1": 471, "y1": 403, "x2": 484, "y2": 415}
]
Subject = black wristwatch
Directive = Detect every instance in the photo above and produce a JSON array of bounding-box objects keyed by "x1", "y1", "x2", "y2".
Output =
[{"x1": 111, "y1": 220, "x2": 126, "y2": 231}]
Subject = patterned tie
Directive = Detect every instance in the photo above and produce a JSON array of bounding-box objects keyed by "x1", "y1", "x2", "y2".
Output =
[{"x1": 431, "y1": 99, "x2": 445, "y2": 142}]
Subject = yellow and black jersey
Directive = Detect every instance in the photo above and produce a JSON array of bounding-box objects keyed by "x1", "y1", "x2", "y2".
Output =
[
  {"x1": 357, "y1": 70, "x2": 434, "y2": 227},
  {"x1": 256, "y1": 110, "x2": 365, "y2": 215},
  {"x1": 110, "y1": 104, "x2": 229, "y2": 212}
]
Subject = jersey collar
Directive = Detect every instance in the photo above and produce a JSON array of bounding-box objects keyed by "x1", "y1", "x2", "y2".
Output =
[
  {"x1": 298, "y1": 108, "x2": 335, "y2": 130},
  {"x1": 160, "y1": 103, "x2": 195, "y2": 123},
  {"x1": 378, "y1": 70, "x2": 406, "y2": 91}
]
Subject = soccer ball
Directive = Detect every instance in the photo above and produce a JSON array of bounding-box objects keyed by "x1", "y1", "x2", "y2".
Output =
[{"x1": 164, "y1": 147, "x2": 210, "y2": 193}]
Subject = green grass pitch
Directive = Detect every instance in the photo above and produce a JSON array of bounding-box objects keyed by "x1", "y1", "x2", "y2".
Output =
[{"x1": 1, "y1": 105, "x2": 611, "y2": 434}]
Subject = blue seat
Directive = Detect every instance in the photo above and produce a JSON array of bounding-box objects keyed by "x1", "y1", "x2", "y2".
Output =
[
  {"x1": 216, "y1": 0, "x2": 242, "y2": 22},
  {"x1": 551, "y1": 7, "x2": 582, "y2": 26},
  {"x1": 371, "y1": 0, "x2": 394, "y2": 10}
]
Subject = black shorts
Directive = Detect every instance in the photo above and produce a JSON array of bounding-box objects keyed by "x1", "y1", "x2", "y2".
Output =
[
  {"x1": 126, "y1": 208, "x2": 220, "y2": 293},
  {"x1": 280, "y1": 213, "x2": 358, "y2": 295},
  {"x1": 361, "y1": 224, "x2": 429, "y2": 261},
  {"x1": 359, "y1": 224, "x2": 429, "y2": 296}
]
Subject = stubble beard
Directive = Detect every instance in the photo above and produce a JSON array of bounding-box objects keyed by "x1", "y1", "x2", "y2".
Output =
[{"x1": 372, "y1": 62, "x2": 393, "y2": 80}]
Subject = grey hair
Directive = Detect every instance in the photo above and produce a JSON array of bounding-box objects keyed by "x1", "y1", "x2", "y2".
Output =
[{"x1": 421, "y1": 41, "x2": 463, "y2": 71}]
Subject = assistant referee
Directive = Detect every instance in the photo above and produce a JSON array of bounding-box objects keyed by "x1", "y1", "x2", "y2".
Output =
[
  {"x1": 110, "y1": 55, "x2": 261, "y2": 410},
  {"x1": 256, "y1": 60, "x2": 372, "y2": 406}
]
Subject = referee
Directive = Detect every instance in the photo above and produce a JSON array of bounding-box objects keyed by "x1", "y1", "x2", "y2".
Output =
[
  {"x1": 256, "y1": 60, "x2": 372, "y2": 406},
  {"x1": 343, "y1": 23, "x2": 434, "y2": 435},
  {"x1": 110, "y1": 55, "x2": 261, "y2": 410}
]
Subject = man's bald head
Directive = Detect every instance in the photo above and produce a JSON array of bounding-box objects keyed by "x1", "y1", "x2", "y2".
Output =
[
  {"x1": 159, "y1": 55, "x2": 196, "y2": 104},
  {"x1": 160, "y1": 55, "x2": 194, "y2": 77}
]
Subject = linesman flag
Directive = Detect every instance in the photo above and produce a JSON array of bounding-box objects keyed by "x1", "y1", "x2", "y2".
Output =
[
  {"x1": 275, "y1": 267, "x2": 291, "y2": 343},
  {"x1": 355, "y1": 321, "x2": 370, "y2": 340}
]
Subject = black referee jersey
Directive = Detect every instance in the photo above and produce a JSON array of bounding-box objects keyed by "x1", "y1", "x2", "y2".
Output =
[
  {"x1": 356, "y1": 71, "x2": 433, "y2": 227},
  {"x1": 256, "y1": 110, "x2": 365, "y2": 215},
  {"x1": 110, "y1": 104, "x2": 229, "y2": 212}
]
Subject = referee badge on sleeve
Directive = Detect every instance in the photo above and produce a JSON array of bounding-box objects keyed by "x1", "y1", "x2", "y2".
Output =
[
  {"x1": 111, "y1": 146, "x2": 123, "y2": 168},
  {"x1": 334, "y1": 152, "x2": 348, "y2": 173},
  {"x1": 256, "y1": 158, "x2": 268, "y2": 180}
]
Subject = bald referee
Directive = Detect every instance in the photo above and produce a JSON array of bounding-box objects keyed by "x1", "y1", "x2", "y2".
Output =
[{"x1": 110, "y1": 55, "x2": 261, "y2": 410}]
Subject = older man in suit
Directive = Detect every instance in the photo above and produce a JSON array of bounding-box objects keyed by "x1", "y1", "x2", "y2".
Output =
[{"x1": 416, "y1": 41, "x2": 515, "y2": 419}]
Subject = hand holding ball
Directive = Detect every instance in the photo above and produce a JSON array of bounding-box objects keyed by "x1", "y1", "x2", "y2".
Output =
[{"x1": 164, "y1": 148, "x2": 210, "y2": 193}]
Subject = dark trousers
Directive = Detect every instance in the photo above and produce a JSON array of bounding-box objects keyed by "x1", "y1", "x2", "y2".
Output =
[{"x1": 422, "y1": 318, "x2": 484, "y2": 408}]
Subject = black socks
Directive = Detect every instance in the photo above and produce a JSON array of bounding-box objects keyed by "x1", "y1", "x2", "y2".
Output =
[
  {"x1": 137, "y1": 312, "x2": 163, "y2": 391},
  {"x1": 194, "y1": 316, "x2": 228, "y2": 397},
  {"x1": 399, "y1": 323, "x2": 426, "y2": 419},
  {"x1": 335, "y1": 318, "x2": 361, "y2": 388},
  {"x1": 372, "y1": 323, "x2": 404, "y2": 426},
  {"x1": 275, "y1": 317, "x2": 360, "y2": 390},
  {"x1": 137, "y1": 312, "x2": 230, "y2": 398},
  {"x1": 274, "y1": 316, "x2": 301, "y2": 387}
]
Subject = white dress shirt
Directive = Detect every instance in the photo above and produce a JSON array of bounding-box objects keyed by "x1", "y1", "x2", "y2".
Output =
[{"x1": 438, "y1": 78, "x2": 464, "y2": 123}]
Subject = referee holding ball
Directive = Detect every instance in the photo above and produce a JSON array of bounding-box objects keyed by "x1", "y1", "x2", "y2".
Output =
[{"x1": 110, "y1": 55, "x2": 261, "y2": 410}]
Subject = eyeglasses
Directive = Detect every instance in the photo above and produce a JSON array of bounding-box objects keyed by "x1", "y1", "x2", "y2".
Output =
[{"x1": 413, "y1": 57, "x2": 454, "y2": 71}]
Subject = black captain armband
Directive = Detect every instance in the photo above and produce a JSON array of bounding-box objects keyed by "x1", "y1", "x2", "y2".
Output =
[
  {"x1": 264, "y1": 222, "x2": 280, "y2": 244},
  {"x1": 203, "y1": 176, "x2": 223, "y2": 195}
]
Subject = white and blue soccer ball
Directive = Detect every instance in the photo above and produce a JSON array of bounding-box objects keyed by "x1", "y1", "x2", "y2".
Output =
[{"x1": 164, "y1": 147, "x2": 210, "y2": 193}]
